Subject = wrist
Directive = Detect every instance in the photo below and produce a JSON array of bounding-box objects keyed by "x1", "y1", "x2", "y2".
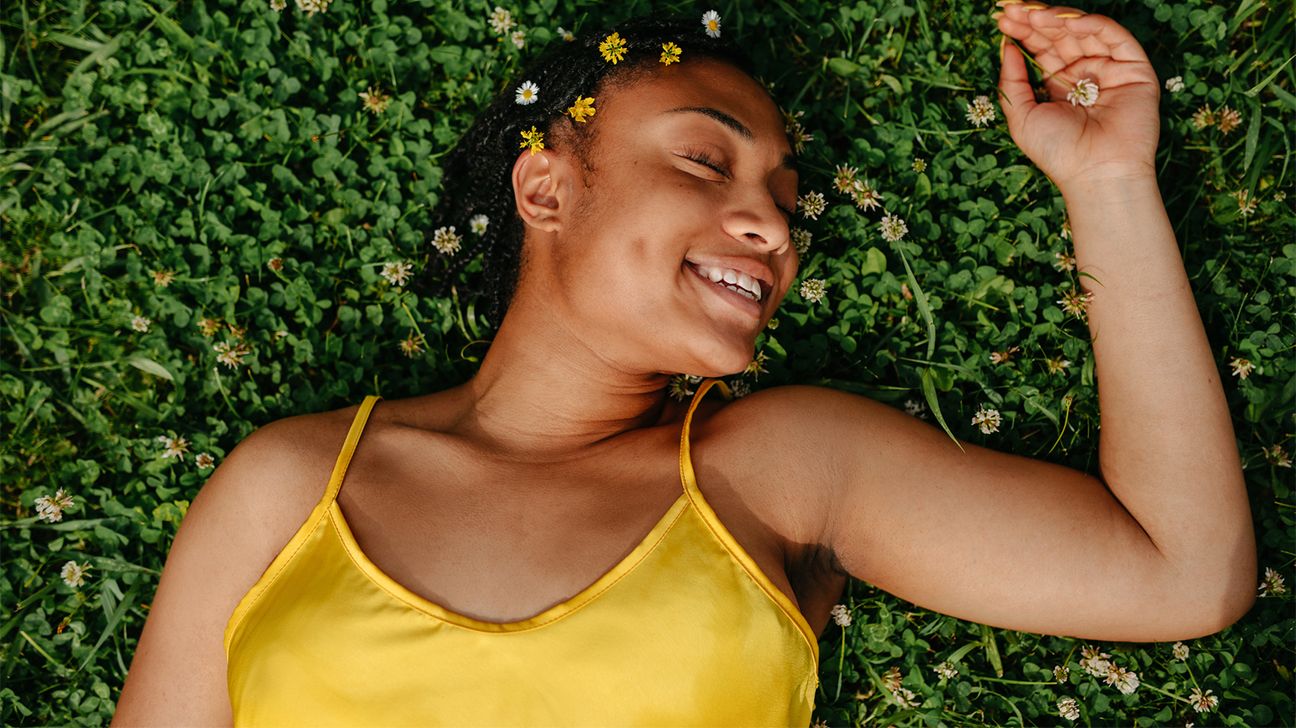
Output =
[{"x1": 1060, "y1": 169, "x2": 1162, "y2": 206}]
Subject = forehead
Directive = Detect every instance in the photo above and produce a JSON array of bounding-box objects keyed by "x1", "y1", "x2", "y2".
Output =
[{"x1": 604, "y1": 60, "x2": 793, "y2": 157}]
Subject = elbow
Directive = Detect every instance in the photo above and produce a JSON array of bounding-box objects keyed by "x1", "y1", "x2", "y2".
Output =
[{"x1": 1170, "y1": 522, "x2": 1259, "y2": 638}]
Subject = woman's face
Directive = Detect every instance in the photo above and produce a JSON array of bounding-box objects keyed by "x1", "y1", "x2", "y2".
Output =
[{"x1": 511, "y1": 59, "x2": 800, "y2": 379}]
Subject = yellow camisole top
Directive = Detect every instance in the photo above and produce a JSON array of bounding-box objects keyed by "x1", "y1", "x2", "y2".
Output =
[{"x1": 223, "y1": 377, "x2": 822, "y2": 726}]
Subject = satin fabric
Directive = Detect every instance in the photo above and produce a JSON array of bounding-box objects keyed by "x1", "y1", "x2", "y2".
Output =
[{"x1": 224, "y1": 378, "x2": 821, "y2": 726}]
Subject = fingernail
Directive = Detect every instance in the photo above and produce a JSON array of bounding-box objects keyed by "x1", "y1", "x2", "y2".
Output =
[
  {"x1": 999, "y1": 34, "x2": 1007, "y2": 62},
  {"x1": 995, "y1": 0, "x2": 1023, "y2": 5},
  {"x1": 1021, "y1": 2, "x2": 1048, "y2": 10},
  {"x1": 1055, "y1": 11, "x2": 1084, "y2": 17},
  {"x1": 991, "y1": 10, "x2": 1005, "y2": 19}
]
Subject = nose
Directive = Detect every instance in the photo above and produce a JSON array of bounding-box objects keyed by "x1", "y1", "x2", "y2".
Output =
[{"x1": 722, "y1": 193, "x2": 793, "y2": 257}]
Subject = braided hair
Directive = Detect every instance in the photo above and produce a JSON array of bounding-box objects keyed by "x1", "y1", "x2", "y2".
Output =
[{"x1": 425, "y1": 12, "x2": 763, "y2": 331}]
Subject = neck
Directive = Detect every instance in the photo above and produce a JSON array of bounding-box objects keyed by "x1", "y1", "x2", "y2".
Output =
[{"x1": 440, "y1": 297, "x2": 682, "y2": 465}]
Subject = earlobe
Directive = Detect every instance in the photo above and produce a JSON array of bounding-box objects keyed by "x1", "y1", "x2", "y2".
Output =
[{"x1": 513, "y1": 150, "x2": 563, "y2": 233}]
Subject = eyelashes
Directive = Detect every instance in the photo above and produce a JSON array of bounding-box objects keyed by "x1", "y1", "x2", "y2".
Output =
[{"x1": 677, "y1": 147, "x2": 797, "y2": 220}]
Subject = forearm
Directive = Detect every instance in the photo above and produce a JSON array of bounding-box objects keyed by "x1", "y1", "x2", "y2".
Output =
[{"x1": 1061, "y1": 175, "x2": 1256, "y2": 607}]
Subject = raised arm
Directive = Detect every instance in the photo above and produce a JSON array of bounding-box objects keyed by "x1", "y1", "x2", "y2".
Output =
[
  {"x1": 995, "y1": 1, "x2": 1255, "y2": 612},
  {"x1": 718, "y1": 2, "x2": 1255, "y2": 644}
]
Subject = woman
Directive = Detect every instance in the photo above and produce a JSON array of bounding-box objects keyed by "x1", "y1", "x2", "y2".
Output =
[{"x1": 112, "y1": 5, "x2": 1256, "y2": 726}]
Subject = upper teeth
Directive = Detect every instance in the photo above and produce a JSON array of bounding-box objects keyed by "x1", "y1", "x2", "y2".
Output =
[{"x1": 694, "y1": 264, "x2": 763, "y2": 302}]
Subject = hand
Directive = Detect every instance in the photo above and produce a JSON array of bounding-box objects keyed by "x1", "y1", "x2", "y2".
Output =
[{"x1": 996, "y1": 3, "x2": 1162, "y2": 192}]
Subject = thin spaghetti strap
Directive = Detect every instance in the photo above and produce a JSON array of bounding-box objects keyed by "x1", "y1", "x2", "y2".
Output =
[
  {"x1": 321, "y1": 394, "x2": 383, "y2": 505},
  {"x1": 678, "y1": 378, "x2": 733, "y2": 495}
]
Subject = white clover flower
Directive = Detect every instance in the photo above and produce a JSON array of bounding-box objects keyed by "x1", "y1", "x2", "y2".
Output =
[
  {"x1": 294, "y1": 0, "x2": 331, "y2": 16},
  {"x1": 35, "y1": 489, "x2": 75, "y2": 523},
  {"x1": 851, "y1": 178, "x2": 884, "y2": 212},
  {"x1": 515, "y1": 80, "x2": 539, "y2": 105},
  {"x1": 796, "y1": 190, "x2": 826, "y2": 220},
  {"x1": 1188, "y1": 687, "x2": 1219, "y2": 713},
  {"x1": 965, "y1": 95, "x2": 997, "y2": 127},
  {"x1": 1229, "y1": 356, "x2": 1254, "y2": 379},
  {"x1": 1053, "y1": 250, "x2": 1076, "y2": 272},
  {"x1": 1057, "y1": 287, "x2": 1094, "y2": 319},
  {"x1": 879, "y1": 213, "x2": 908, "y2": 242},
  {"x1": 214, "y1": 340, "x2": 251, "y2": 369},
  {"x1": 1067, "y1": 78, "x2": 1100, "y2": 107},
  {"x1": 269, "y1": 0, "x2": 286, "y2": 10},
  {"x1": 799, "y1": 278, "x2": 827, "y2": 304},
  {"x1": 1258, "y1": 566, "x2": 1287, "y2": 596},
  {"x1": 832, "y1": 164, "x2": 858, "y2": 195},
  {"x1": 1078, "y1": 645, "x2": 1112, "y2": 677},
  {"x1": 61, "y1": 560, "x2": 90, "y2": 588},
  {"x1": 1263, "y1": 444, "x2": 1292, "y2": 468},
  {"x1": 511, "y1": 29, "x2": 526, "y2": 49},
  {"x1": 829, "y1": 603, "x2": 852, "y2": 627},
  {"x1": 159, "y1": 435, "x2": 190, "y2": 461},
  {"x1": 1172, "y1": 641, "x2": 1190, "y2": 661},
  {"x1": 727, "y1": 378, "x2": 751, "y2": 398},
  {"x1": 1057, "y1": 696, "x2": 1081, "y2": 721},
  {"x1": 1045, "y1": 356, "x2": 1071, "y2": 375},
  {"x1": 358, "y1": 86, "x2": 391, "y2": 115},
  {"x1": 555, "y1": 26, "x2": 575, "y2": 42},
  {"x1": 668, "y1": 373, "x2": 698, "y2": 401},
  {"x1": 488, "y1": 6, "x2": 515, "y2": 35},
  {"x1": 744, "y1": 351, "x2": 769, "y2": 380},
  {"x1": 1053, "y1": 664, "x2": 1070, "y2": 682},
  {"x1": 131, "y1": 315, "x2": 151, "y2": 332},
  {"x1": 1104, "y1": 663, "x2": 1140, "y2": 694},
  {"x1": 431, "y1": 226, "x2": 463, "y2": 256},
  {"x1": 904, "y1": 399, "x2": 927, "y2": 419},
  {"x1": 932, "y1": 661, "x2": 958, "y2": 681},
  {"x1": 1165, "y1": 75, "x2": 1184, "y2": 93},
  {"x1": 380, "y1": 261, "x2": 413, "y2": 287},
  {"x1": 891, "y1": 686, "x2": 919, "y2": 709},
  {"x1": 469, "y1": 213, "x2": 490, "y2": 235},
  {"x1": 971, "y1": 406, "x2": 1001, "y2": 434},
  {"x1": 194, "y1": 452, "x2": 216, "y2": 469},
  {"x1": 790, "y1": 227, "x2": 812, "y2": 256},
  {"x1": 701, "y1": 9, "x2": 721, "y2": 38},
  {"x1": 912, "y1": 157, "x2": 927, "y2": 173}
]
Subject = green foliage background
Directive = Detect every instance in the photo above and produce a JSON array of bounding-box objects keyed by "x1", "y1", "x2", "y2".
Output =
[{"x1": 2, "y1": 0, "x2": 1292, "y2": 725}]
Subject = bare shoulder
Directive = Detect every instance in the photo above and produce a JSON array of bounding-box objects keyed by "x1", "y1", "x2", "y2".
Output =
[
  {"x1": 686, "y1": 383, "x2": 880, "y2": 575},
  {"x1": 111, "y1": 404, "x2": 358, "y2": 725}
]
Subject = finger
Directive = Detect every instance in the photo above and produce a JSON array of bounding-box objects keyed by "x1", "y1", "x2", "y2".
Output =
[
  {"x1": 1058, "y1": 11, "x2": 1152, "y2": 64},
  {"x1": 997, "y1": 37, "x2": 1037, "y2": 134},
  {"x1": 997, "y1": 15, "x2": 1069, "y2": 75},
  {"x1": 1021, "y1": 6, "x2": 1089, "y2": 66},
  {"x1": 995, "y1": 16, "x2": 1067, "y2": 76}
]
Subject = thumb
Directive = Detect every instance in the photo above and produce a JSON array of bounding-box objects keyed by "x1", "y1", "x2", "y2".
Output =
[{"x1": 997, "y1": 36, "x2": 1036, "y2": 135}]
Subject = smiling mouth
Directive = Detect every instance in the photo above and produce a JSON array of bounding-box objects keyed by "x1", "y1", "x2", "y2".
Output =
[{"x1": 685, "y1": 261, "x2": 764, "y2": 319}]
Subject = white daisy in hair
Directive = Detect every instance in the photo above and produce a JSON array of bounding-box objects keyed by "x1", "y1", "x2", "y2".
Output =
[
  {"x1": 701, "y1": 9, "x2": 721, "y2": 38},
  {"x1": 515, "y1": 80, "x2": 539, "y2": 105}
]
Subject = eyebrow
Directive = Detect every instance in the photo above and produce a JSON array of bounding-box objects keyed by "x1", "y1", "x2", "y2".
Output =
[{"x1": 663, "y1": 105, "x2": 798, "y2": 173}]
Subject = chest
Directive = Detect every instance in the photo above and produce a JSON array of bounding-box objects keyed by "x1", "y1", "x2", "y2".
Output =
[{"x1": 333, "y1": 409, "x2": 843, "y2": 638}]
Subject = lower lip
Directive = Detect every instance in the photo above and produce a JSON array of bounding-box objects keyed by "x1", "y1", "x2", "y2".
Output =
[{"x1": 686, "y1": 263, "x2": 763, "y2": 320}]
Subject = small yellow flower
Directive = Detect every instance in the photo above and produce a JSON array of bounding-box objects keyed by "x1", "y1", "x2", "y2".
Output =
[
  {"x1": 567, "y1": 96, "x2": 596, "y2": 123},
  {"x1": 599, "y1": 32, "x2": 628, "y2": 64},
  {"x1": 519, "y1": 125, "x2": 545, "y2": 156},
  {"x1": 659, "y1": 41, "x2": 682, "y2": 65}
]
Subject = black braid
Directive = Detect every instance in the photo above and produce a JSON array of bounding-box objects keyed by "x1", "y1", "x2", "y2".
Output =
[{"x1": 423, "y1": 12, "x2": 762, "y2": 331}]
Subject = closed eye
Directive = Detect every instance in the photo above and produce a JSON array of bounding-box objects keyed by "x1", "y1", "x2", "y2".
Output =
[{"x1": 677, "y1": 148, "x2": 797, "y2": 221}]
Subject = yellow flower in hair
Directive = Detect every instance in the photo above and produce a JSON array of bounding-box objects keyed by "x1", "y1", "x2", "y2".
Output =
[
  {"x1": 599, "y1": 31, "x2": 628, "y2": 64},
  {"x1": 567, "y1": 96, "x2": 596, "y2": 123},
  {"x1": 659, "y1": 41, "x2": 682, "y2": 65},
  {"x1": 519, "y1": 125, "x2": 545, "y2": 156}
]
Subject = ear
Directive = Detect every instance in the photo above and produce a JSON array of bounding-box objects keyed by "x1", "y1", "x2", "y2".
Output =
[{"x1": 512, "y1": 148, "x2": 566, "y2": 234}]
